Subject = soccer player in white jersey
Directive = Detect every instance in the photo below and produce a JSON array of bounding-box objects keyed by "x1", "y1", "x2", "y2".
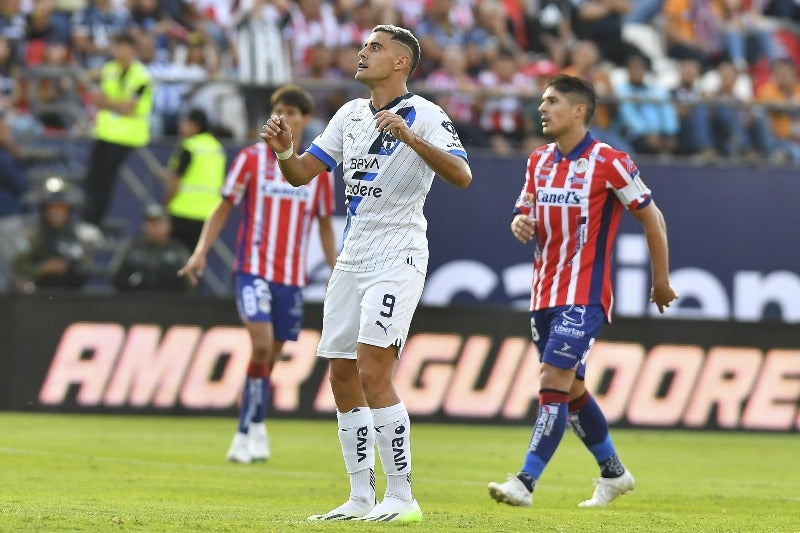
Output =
[
  {"x1": 488, "y1": 75, "x2": 678, "y2": 508},
  {"x1": 260, "y1": 25, "x2": 472, "y2": 522}
]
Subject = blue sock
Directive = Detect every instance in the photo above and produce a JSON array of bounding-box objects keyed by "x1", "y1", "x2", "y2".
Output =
[
  {"x1": 568, "y1": 391, "x2": 624, "y2": 477},
  {"x1": 236, "y1": 377, "x2": 260, "y2": 434},
  {"x1": 520, "y1": 390, "x2": 569, "y2": 484},
  {"x1": 251, "y1": 377, "x2": 270, "y2": 423}
]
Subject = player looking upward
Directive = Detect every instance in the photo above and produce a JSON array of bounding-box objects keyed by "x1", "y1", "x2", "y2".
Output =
[
  {"x1": 488, "y1": 74, "x2": 678, "y2": 508},
  {"x1": 179, "y1": 85, "x2": 337, "y2": 464},
  {"x1": 261, "y1": 24, "x2": 472, "y2": 522}
]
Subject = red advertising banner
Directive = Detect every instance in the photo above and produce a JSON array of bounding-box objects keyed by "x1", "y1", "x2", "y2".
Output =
[{"x1": 1, "y1": 294, "x2": 798, "y2": 431}]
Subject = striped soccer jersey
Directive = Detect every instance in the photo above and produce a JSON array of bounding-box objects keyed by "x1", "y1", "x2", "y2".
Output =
[
  {"x1": 514, "y1": 133, "x2": 652, "y2": 320},
  {"x1": 308, "y1": 93, "x2": 469, "y2": 274},
  {"x1": 222, "y1": 142, "x2": 335, "y2": 287}
]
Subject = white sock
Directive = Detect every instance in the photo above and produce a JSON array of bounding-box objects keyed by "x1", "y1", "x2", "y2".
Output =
[
  {"x1": 372, "y1": 402, "x2": 413, "y2": 501},
  {"x1": 337, "y1": 407, "x2": 375, "y2": 504}
]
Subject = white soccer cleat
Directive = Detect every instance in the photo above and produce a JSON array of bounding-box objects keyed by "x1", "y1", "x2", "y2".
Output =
[
  {"x1": 307, "y1": 498, "x2": 375, "y2": 521},
  {"x1": 225, "y1": 432, "x2": 252, "y2": 463},
  {"x1": 578, "y1": 469, "x2": 635, "y2": 508},
  {"x1": 247, "y1": 422, "x2": 270, "y2": 462},
  {"x1": 355, "y1": 496, "x2": 422, "y2": 522},
  {"x1": 488, "y1": 474, "x2": 533, "y2": 507}
]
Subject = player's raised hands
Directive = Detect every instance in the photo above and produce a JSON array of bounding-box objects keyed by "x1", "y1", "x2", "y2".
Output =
[{"x1": 260, "y1": 114, "x2": 293, "y2": 153}]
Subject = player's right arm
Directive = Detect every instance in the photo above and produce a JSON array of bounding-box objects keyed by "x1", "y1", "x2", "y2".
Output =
[
  {"x1": 178, "y1": 199, "x2": 232, "y2": 286},
  {"x1": 259, "y1": 114, "x2": 328, "y2": 186}
]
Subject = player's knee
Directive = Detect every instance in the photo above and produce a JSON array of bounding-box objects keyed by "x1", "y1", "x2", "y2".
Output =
[
  {"x1": 357, "y1": 365, "x2": 392, "y2": 402},
  {"x1": 250, "y1": 341, "x2": 272, "y2": 364}
]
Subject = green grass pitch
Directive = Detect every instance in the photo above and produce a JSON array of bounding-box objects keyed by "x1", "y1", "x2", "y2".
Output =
[{"x1": 1, "y1": 412, "x2": 798, "y2": 532}]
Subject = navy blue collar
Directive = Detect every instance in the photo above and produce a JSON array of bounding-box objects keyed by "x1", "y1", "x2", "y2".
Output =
[
  {"x1": 553, "y1": 132, "x2": 594, "y2": 163},
  {"x1": 370, "y1": 93, "x2": 413, "y2": 114}
]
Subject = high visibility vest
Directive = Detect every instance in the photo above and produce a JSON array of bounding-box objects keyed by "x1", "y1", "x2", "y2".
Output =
[
  {"x1": 167, "y1": 132, "x2": 226, "y2": 221},
  {"x1": 94, "y1": 60, "x2": 152, "y2": 147}
]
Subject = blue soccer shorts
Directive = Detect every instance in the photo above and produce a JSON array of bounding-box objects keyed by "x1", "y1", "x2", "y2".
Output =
[
  {"x1": 530, "y1": 304, "x2": 606, "y2": 380},
  {"x1": 234, "y1": 273, "x2": 303, "y2": 341}
]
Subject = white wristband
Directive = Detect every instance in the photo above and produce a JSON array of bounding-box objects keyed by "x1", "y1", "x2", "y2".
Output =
[{"x1": 276, "y1": 144, "x2": 294, "y2": 161}]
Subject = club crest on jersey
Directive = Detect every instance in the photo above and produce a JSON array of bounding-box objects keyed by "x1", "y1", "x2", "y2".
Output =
[
  {"x1": 573, "y1": 158, "x2": 589, "y2": 174},
  {"x1": 381, "y1": 131, "x2": 399, "y2": 152},
  {"x1": 620, "y1": 156, "x2": 637, "y2": 173}
]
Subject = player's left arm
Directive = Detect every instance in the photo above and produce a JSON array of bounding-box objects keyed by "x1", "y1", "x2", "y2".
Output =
[
  {"x1": 373, "y1": 110, "x2": 472, "y2": 188},
  {"x1": 629, "y1": 202, "x2": 679, "y2": 313}
]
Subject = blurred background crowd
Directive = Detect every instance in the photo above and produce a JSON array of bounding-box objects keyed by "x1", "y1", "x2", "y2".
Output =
[{"x1": 1, "y1": 0, "x2": 800, "y2": 295}]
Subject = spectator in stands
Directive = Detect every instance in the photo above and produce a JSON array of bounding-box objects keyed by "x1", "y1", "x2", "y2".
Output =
[
  {"x1": 13, "y1": 177, "x2": 92, "y2": 292},
  {"x1": 285, "y1": 0, "x2": 340, "y2": 77},
  {"x1": 81, "y1": 31, "x2": 153, "y2": 227},
  {"x1": 71, "y1": 0, "x2": 133, "y2": 72},
  {"x1": 425, "y1": 44, "x2": 487, "y2": 147},
  {"x1": 708, "y1": 59, "x2": 773, "y2": 161},
  {"x1": 464, "y1": 0, "x2": 521, "y2": 73},
  {"x1": 476, "y1": 46, "x2": 539, "y2": 154},
  {"x1": 572, "y1": 0, "x2": 647, "y2": 67},
  {"x1": 562, "y1": 39, "x2": 633, "y2": 152},
  {"x1": 662, "y1": 0, "x2": 723, "y2": 68},
  {"x1": 718, "y1": 0, "x2": 778, "y2": 71},
  {"x1": 0, "y1": 0, "x2": 29, "y2": 62},
  {"x1": 129, "y1": 0, "x2": 175, "y2": 63},
  {"x1": 110, "y1": 203, "x2": 192, "y2": 292},
  {"x1": 232, "y1": 0, "x2": 292, "y2": 139},
  {"x1": 625, "y1": 0, "x2": 664, "y2": 22},
  {"x1": 671, "y1": 57, "x2": 717, "y2": 160},
  {"x1": 163, "y1": 108, "x2": 225, "y2": 251},
  {"x1": 0, "y1": 113, "x2": 27, "y2": 293},
  {"x1": 522, "y1": 0, "x2": 576, "y2": 68},
  {"x1": 756, "y1": 57, "x2": 800, "y2": 163},
  {"x1": 613, "y1": 52, "x2": 678, "y2": 155},
  {"x1": 0, "y1": 36, "x2": 21, "y2": 113},
  {"x1": 29, "y1": 40, "x2": 82, "y2": 131},
  {"x1": 416, "y1": 0, "x2": 473, "y2": 75},
  {"x1": 138, "y1": 32, "x2": 208, "y2": 137}
]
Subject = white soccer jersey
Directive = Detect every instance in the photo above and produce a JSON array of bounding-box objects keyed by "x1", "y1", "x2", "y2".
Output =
[{"x1": 307, "y1": 93, "x2": 468, "y2": 274}]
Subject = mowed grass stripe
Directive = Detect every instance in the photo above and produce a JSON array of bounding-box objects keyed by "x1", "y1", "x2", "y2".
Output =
[{"x1": 1, "y1": 413, "x2": 798, "y2": 532}]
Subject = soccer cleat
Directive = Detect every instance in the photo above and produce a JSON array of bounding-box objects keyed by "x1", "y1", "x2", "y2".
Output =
[
  {"x1": 355, "y1": 496, "x2": 422, "y2": 522},
  {"x1": 247, "y1": 422, "x2": 270, "y2": 461},
  {"x1": 488, "y1": 474, "x2": 533, "y2": 507},
  {"x1": 225, "y1": 432, "x2": 252, "y2": 463},
  {"x1": 307, "y1": 498, "x2": 375, "y2": 521},
  {"x1": 578, "y1": 469, "x2": 635, "y2": 508}
]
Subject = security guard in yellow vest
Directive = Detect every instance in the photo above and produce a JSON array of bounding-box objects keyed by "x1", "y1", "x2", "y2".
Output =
[
  {"x1": 163, "y1": 108, "x2": 226, "y2": 251},
  {"x1": 82, "y1": 32, "x2": 153, "y2": 226}
]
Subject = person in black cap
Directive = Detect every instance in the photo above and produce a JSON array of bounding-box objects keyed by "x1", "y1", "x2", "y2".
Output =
[
  {"x1": 110, "y1": 203, "x2": 192, "y2": 292},
  {"x1": 13, "y1": 177, "x2": 92, "y2": 291}
]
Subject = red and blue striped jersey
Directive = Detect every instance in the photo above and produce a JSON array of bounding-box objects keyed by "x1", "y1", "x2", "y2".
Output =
[
  {"x1": 514, "y1": 133, "x2": 651, "y2": 320},
  {"x1": 221, "y1": 142, "x2": 335, "y2": 287}
]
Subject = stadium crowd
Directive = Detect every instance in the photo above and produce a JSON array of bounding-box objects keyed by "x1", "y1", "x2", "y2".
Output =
[{"x1": 1, "y1": 0, "x2": 800, "y2": 293}]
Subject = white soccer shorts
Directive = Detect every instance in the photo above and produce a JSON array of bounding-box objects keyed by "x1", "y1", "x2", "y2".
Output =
[{"x1": 317, "y1": 262, "x2": 425, "y2": 359}]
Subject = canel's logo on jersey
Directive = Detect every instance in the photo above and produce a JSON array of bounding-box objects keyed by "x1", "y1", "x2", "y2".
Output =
[
  {"x1": 350, "y1": 157, "x2": 379, "y2": 170},
  {"x1": 536, "y1": 188, "x2": 583, "y2": 206},
  {"x1": 261, "y1": 182, "x2": 311, "y2": 200}
]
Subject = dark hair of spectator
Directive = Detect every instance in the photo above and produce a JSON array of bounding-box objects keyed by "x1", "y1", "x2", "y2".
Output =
[
  {"x1": 372, "y1": 24, "x2": 421, "y2": 76},
  {"x1": 186, "y1": 108, "x2": 209, "y2": 133},
  {"x1": 112, "y1": 32, "x2": 137, "y2": 47},
  {"x1": 270, "y1": 84, "x2": 314, "y2": 115},
  {"x1": 545, "y1": 74, "x2": 598, "y2": 125}
]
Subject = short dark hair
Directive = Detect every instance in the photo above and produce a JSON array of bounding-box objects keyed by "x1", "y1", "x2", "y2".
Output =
[
  {"x1": 270, "y1": 84, "x2": 314, "y2": 115},
  {"x1": 111, "y1": 31, "x2": 137, "y2": 47},
  {"x1": 372, "y1": 24, "x2": 421, "y2": 75},
  {"x1": 185, "y1": 108, "x2": 209, "y2": 133},
  {"x1": 545, "y1": 74, "x2": 597, "y2": 125}
]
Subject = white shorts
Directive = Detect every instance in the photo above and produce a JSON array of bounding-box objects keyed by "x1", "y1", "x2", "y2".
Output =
[{"x1": 317, "y1": 262, "x2": 426, "y2": 359}]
